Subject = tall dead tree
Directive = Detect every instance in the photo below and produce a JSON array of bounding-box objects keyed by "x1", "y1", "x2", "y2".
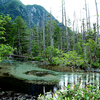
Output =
[
  {"x1": 57, "y1": 22, "x2": 59, "y2": 50},
  {"x1": 64, "y1": 0, "x2": 69, "y2": 52},
  {"x1": 76, "y1": 19, "x2": 79, "y2": 54},
  {"x1": 83, "y1": 0, "x2": 87, "y2": 61},
  {"x1": 85, "y1": 0, "x2": 88, "y2": 30},
  {"x1": 18, "y1": 27, "x2": 21, "y2": 55},
  {"x1": 43, "y1": 10, "x2": 45, "y2": 51},
  {"x1": 80, "y1": 10, "x2": 83, "y2": 42},
  {"x1": 95, "y1": 0, "x2": 99, "y2": 41},
  {"x1": 88, "y1": 5, "x2": 91, "y2": 29},
  {"x1": 62, "y1": 0, "x2": 65, "y2": 52},
  {"x1": 83, "y1": 18, "x2": 86, "y2": 60},
  {"x1": 37, "y1": 22, "x2": 39, "y2": 44},
  {"x1": 73, "y1": 11, "x2": 75, "y2": 51},
  {"x1": 93, "y1": 23, "x2": 97, "y2": 63},
  {"x1": 50, "y1": 9, "x2": 54, "y2": 47},
  {"x1": 29, "y1": 13, "x2": 33, "y2": 58},
  {"x1": 40, "y1": 16, "x2": 43, "y2": 42}
]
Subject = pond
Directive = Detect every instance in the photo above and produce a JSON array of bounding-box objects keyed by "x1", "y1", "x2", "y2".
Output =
[{"x1": 0, "y1": 60, "x2": 100, "y2": 99}]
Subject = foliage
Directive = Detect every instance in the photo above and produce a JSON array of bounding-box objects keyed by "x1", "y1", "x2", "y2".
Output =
[
  {"x1": 0, "y1": 0, "x2": 100, "y2": 70},
  {"x1": 0, "y1": 15, "x2": 14, "y2": 62},
  {"x1": 42, "y1": 46, "x2": 84, "y2": 67},
  {"x1": 11, "y1": 16, "x2": 28, "y2": 55},
  {"x1": 41, "y1": 46, "x2": 61, "y2": 64},
  {"x1": 0, "y1": 44, "x2": 14, "y2": 62},
  {"x1": 52, "y1": 51, "x2": 85, "y2": 67},
  {"x1": 38, "y1": 84, "x2": 100, "y2": 100},
  {"x1": 31, "y1": 42, "x2": 41, "y2": 57}
]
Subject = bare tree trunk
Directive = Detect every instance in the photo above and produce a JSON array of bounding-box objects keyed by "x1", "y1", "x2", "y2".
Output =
[
  {"x1": 76, "y1": 19, "x2": 79, "y2": 54},
  {"x1": 73, "y1": 21, "x2": 75, "y2": 51},
  {"x1": 64, "y1": 0, "x2": 69, "y2": 52},
  {"x1": 95, "y1": 0, "x2": 99, "y2": 42},
  {"x1": 50, "y1": 9, "x2": 54, "y2": 47},
  {"x1": 62, "y1": 0, "x2": 65, "y2": 52},
  {"x1": 57, "y1": 25, "x2": 59, "y2": 50},
  {"x1": 61, "y1": 34, "x2": 62, "y2": 50},
  {"x1": 43, "y1": 10, "x2": 45, "y2": 51},
  {"x1": 83, "y1": 19, "x2": 86, "y2": 66},
  {"x1": 80, "y1": 10, "x2": 83, "y2": 42},
  {"x1": 88, "y1": 5, "x2": 91, "y2": 29},
  {"x1": 83, "y1": 0, "x2": 87, "y2": 62},
  {"x1": 76, "y1": 21, "x2": 79, "y2": 54},
  {"x1": 85, "y1": 0, "x2": 88, "y2": 30},
  {"x1": 29, "y1": 13, "x2": 33, "y2": 58},
  {"x1": 47, "y1": 28, "x2": 49, "y2": 47},
  {"x1": 73, "y1": 11, "x2": 75, "y2": 51},
  {"x1": 37, "y1": 22, "x2": 39, "y2": 44},
  {"x1": 93, "y1": 23, "x2": 97, "y2": 63},
  {"x1": 40, "y1": 17, "x2": 43, "y2": 42},
  {"x1": 18, "y1": 27, "x2": 21, "y2": 55}
]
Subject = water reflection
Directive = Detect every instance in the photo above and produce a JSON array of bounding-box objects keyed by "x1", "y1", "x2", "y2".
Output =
[
  {"x1": 57, "y1": 72, "x2": 100, "y2": 90},
  {"x1": 28, "y1": 84, "x2": 54, "y2": 97},
  {"x1": 0, "y1": 76, "x2": 55, "y2": 99}
]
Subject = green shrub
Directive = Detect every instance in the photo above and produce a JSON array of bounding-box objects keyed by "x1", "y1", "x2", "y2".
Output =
[{"x1": 38, "y1": 84, "x2": 100, "y2": 100}]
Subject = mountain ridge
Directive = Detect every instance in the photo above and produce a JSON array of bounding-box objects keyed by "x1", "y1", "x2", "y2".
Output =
[{"x1": 0, "y1": 0, "x2": 56, "y2": 26}]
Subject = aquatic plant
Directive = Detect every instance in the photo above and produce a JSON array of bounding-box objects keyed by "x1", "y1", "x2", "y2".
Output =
[
  {"x1": 38, "y1": 83, "x2": 100, "y2": 100},
  {"x1": 10, "y1": 62, "x2": 61, "y2": 84}
]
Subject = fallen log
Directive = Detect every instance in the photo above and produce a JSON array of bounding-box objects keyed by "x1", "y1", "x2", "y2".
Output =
[{"x1": 10, "y1": 54, "x2": 34, "y2": 61}]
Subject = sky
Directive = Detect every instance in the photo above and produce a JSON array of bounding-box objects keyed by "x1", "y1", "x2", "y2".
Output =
[{"x1": 20, "y1": 0, "x2": 100, "y2": 29}]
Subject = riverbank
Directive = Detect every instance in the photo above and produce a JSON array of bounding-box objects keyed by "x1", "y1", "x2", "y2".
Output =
[
  {"x1": 38, "y1": 61, "x2": 100, "y2": 73},
  {"x1": 38, "y1": 63, "x2": 84, "y2": 72}
]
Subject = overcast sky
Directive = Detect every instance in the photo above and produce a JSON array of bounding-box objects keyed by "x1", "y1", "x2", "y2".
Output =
[{"x1": 20, "y1": 0, "x2": 100, "y2": 28}]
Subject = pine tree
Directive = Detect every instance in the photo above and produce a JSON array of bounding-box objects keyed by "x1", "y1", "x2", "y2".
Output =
[{"x1": 12, "y1": 16, "x2": 28, "y2": 55}]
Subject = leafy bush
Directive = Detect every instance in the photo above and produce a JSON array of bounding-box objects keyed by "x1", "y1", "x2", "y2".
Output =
[
  {"x1": 42, "y1": 46, "x2": 85, "y2": 67},
  {"x1": 42, "y1": 46, "x2": 62, "y2": 64},
  {"x1": 92, "y1": 62, "x2": 99, "y2": 68},
  {"x1": 0, "y1": 44, "x2": 14, "y2": 62},
  {"x1": 38, "y1": 84, "x2": 100, "y2": 100},
  {"x1": 52, "y1": 51, "x2": 85, "y2": 67}
]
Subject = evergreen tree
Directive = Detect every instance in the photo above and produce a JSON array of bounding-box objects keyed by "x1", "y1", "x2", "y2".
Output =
[{"x1": 11, "y1": 16, "x2": 28, "y2": 55}]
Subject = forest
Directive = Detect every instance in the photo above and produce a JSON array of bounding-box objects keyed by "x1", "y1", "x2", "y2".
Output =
[
  {"x1": 0, "y1": 2, "x2": 100, "y2": 71},
  {"x1": 0, "y1": 0, "x2": 100, "y2": 99}
]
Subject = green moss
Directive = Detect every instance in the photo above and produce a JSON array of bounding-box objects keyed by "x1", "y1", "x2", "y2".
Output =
[{"x1": 10, "y1": 62, "x2": 61, "y2": 83}]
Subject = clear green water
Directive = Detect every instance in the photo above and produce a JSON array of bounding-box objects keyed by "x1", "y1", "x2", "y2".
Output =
[{"x1": 0, "y1": 61, "x2": 100, "y2": 90}]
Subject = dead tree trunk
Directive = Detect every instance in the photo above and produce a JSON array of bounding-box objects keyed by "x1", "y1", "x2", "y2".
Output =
[
  {"x1": 62, "y1": 0, "x2": 65, "y2": 52},
  {"x1": 76, "y1": 20, "x2": 79, "y2": 54},
  {"x1": 37, "y1": 22, "x2": 39, "y2": 44},
  {"x1": 85, "y1": 0, "x2": 89, "y2": 30},
  {"x1": 93, "y1": 23, "x2": 97, "y2": 63},
  {"x1": 18, "y1": 27, "x2": 21, "y2": 55},
  {"x1": 64, "y1": 0, "x2": 69, "y2": 52},
  {"x1": 43, "y1": 10, "x2": 45, "y2": 51},
  {"x1": 29, "y1": 13, "x2": 33, "y2": 58},
  {"x1": 73, "y1": 11, "x2": 76, "y2": 51},
  {"x1": 95, "y1": 0, "x2": 99, "y2": 42},
  {"x1": 50, "y1": 9, "x2": 54, "y2": 47}
]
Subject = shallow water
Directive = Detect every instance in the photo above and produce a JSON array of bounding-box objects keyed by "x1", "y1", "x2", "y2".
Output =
[{"x1": 0, "y1": 61, "x2": 100, "y2": 98}]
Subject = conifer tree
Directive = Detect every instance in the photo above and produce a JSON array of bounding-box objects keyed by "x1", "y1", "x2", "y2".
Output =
[{"x1": 12, "y1": 16, "x2": 28, "y2": 55}]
